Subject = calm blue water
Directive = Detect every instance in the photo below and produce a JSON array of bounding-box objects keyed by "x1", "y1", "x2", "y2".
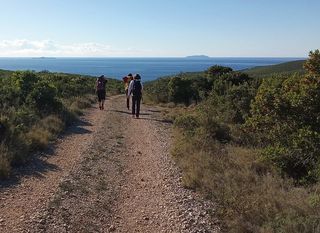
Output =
[{"x1": 0, "y1": 57, "x2": 303, "y2": 81}]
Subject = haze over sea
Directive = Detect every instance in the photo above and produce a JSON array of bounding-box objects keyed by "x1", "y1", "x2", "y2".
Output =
[{"x1": 0, "y1": 57, "x2": 303, "y2": 81}]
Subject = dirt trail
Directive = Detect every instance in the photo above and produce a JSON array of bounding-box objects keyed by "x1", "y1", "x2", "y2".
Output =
[{"x1": 0, "y1": 95, "x2": 219, "y2": 233}]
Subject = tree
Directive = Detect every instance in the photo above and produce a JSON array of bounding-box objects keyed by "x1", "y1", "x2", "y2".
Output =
[
  {"x1": 206, "y1": 65, "x2": 233, "y2": 78},
  {"x1": 244, "y1": 50, "x2": 320, "y2": 182},
  {"x1": 303, "y1": 49, "x2": 320, "y2": 77},
  {"x1": 168, "y1": 76, "x2": 193, "y2": 105}
]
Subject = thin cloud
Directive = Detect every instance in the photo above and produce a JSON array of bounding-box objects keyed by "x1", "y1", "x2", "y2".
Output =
[{"x1": 0, "y1": 39, "x2": 153, "y2": 57}]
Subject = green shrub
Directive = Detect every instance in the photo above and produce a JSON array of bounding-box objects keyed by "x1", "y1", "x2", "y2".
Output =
[
  {"x1": 174, "y1": 114, "x2": 199, "y2": 136},
  {"x1": 170, "y1": 50, "x2": 320, "y2": 231},
  {"x1": 168, "y1": 76, "x2": 193, "y2": 105},
  {"x1": 0, "y1": 70, "x2": 122, "y2": 178},
  {"x1": 172, "y1": 125, "x2": 320, "y2": 232},
  {"x1": 245, "y1": 71, "x2": 320, "y2": 182},
  {"x1": 206, "y1": 65, "x2": 233, "y2": 78}
]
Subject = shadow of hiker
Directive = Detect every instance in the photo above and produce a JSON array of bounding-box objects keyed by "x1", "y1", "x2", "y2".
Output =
[{"x1": 63, "y1": 119, "x2": 93, "y2": 136}]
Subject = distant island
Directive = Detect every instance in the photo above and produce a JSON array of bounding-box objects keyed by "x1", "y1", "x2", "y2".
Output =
[
  {"x1": 185, "y1": 55, "x2": 210, "y2": 59},
  {"x1": 32, "y1": 57, "x2": 56, "y2": 59}
]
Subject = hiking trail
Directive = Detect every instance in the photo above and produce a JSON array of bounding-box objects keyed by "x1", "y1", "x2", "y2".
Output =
[{"x1": 0, "y1": 95, "x2": 219, "y2": 233}]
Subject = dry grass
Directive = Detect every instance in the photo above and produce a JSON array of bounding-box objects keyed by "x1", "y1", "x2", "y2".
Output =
[
  {"x1": 172, "y1": 129, "x2": 320, "y2": 232},
  {"x1": 26, "y1": 115, "x2": 64, "y2": 151},
  {"x1": 68, "y1": 95, "x2": 95, "y2": 115}
]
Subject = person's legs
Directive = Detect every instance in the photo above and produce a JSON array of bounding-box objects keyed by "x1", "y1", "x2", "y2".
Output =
[
  {"x1": 125, "y1": 89, "x2": 130, "y2": 110},
  {"x1": 99, "y1": 90, "x2": 106, "y2": 110},
  {"x1": 136, "y1": 95, "x2": 141, "y2": 118},
  {"x1": 132, "y1": 96, "x2": 136, "y2": 117},
  {"x1": 97, "y1": 91, "x2": 102, "y2": 110},
  {"x1": 127, "y1": 97, "x2": 130, "y2": 110}
]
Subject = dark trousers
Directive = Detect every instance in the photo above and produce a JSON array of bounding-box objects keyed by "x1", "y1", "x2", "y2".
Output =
[
  {"x1": 132, "y1": 95, "x2": 142, "y2": 117},
  {"x1": 125, "y1": 89, "x2": 130, "y2": 109}
]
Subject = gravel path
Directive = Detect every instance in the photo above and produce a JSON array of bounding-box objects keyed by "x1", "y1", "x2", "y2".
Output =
[{"x1": 0, "y1": 95, "x2": 219, "y2": 233}]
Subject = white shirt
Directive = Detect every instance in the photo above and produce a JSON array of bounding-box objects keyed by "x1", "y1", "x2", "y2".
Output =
[{"x1": 127, "y1": 79, "x2": 143, "y2": 97}]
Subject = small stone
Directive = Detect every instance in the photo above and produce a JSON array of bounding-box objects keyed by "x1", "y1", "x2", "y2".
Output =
[
  {"x1": 39, "y1": 219, "x2": 45, "y2": 224},
  {"x1": 109, "y1": 225, "x2": 116, "y2": 232}
]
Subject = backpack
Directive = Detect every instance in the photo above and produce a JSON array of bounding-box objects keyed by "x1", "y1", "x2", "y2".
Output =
[
  {"x1": 132, "y1": 80, "x2": 142, "y2": 96},
  {"x1": 97, "y1": 79, "x2": 106, "y2": 90}
]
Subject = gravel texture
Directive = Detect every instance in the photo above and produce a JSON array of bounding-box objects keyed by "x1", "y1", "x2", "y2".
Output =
[{"x1": 0, "y1": 95, "x2": 219, "y2": 233}]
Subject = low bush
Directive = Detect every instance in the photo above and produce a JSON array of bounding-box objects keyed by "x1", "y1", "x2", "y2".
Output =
[
  {"x1": 173, "y1": 124, "x2": 320, "y2": 232},
  {"x1": 169, "y1": 50, "x2": 320, "y2": 231},
  {"x1": 0, "y1": 70, "x2": 121, "y2": 178}
]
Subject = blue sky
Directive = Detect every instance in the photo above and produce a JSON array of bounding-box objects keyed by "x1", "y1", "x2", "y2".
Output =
[{"x1": 0, "y1": 0, "x2": 319, "y2": 57}]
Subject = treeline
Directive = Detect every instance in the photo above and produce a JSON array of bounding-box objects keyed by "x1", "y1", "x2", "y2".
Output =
[
  {"x1": 0, "y1": 70, "x2": 122, "y2": 178},
  {"x1": 144, "y1": 50, "x2": 320, "y2": 232}
]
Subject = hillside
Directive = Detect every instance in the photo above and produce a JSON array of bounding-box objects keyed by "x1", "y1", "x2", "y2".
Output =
[
  {"x1": 242, "y1": 59, "x2": 306, "y2": 77},
  {"x1": 0, "y1": 69, "x2": 13, "y2": 78}
]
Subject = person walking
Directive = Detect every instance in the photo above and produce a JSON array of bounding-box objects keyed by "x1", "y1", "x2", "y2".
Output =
[
  {"x1": 122, "y1": 73, "x2": 133, "y2": 110},
  {"x1": 96, "y1": 75, "x2": 107, "y2": 110},
  {"x1": 128, "y1": 74, "x2": 143, "y2": 118}
]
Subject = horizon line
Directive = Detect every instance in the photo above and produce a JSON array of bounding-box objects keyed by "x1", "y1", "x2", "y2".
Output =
[{"x1": 0, "y1": 56, "x2": 307, "y2": 59}]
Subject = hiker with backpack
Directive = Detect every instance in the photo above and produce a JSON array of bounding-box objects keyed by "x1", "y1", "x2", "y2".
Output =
[
  {"x1": 127, "y1": 74, "x2": 143, "y2": 118},
  {"x1": 96, "y1": 75, "x2": 107, "y2": 110},
  {"x1": 122, "y1": 73, "x2": 133, "y2": 110}
]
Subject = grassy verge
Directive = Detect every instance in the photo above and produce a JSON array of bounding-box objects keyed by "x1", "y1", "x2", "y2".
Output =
[
  {"x1": 170, "y1": 106, "x2": 320, "y2": 232},
  {"x1": 0, "y1": 70, "x2": 122, "y2": 178}
]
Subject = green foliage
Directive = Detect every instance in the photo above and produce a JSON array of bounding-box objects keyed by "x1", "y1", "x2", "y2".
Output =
[
  {"x1": 174, "y1": 114, "x2": 199, "y2": 136},
  {"x1": 174, "y1": 106, "x2": 231, "y2": 144},
  {"x1": 145, "y1": 72, "x2": 211, "y2": 105},
  {"x1": 206, "y1": 71, "x2": 256, "y2": 124},
  {"x1": 304, "y1": 49, "x2": 320, "y2": 76},
  {"x1": 245, "y1": 50, "x2": 320, "y2": 183},
  {"x1": 168, "y1": 75, "x2": 193, "y2": 105},
  {"x1": 143, "y1": 77, "x2": 171, "y2": 103},
  {"x1": 168, "y1": 50, "x2": 320, "y2": 231},
  {"x1": 243, "y1": 60, "x2": 306, "y2": 78},
  {"x1": 206, "y1": 65, "x2": 233, "y2": 78},
  {"x1": 26, "y1": 80, "x2": 61, "y2": 114},
  {"x1": 106, "y1": 78, "x2": 123, "y2": 95},
  {"x1": 0, "y1": 70, "x2": 121, "y2": 178}
]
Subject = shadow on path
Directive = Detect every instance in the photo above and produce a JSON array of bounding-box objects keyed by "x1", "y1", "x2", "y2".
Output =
[
  {"x1": 110, "y1": 109, "x2": 152, "y2": 116},
  {"x1": 0, "y1": 117, "x2": 93, "y2": 190}
]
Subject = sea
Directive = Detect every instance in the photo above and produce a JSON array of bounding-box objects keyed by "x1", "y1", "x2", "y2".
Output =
[{"x1": 0, "y1": 57, "x2": 303, "y2": 81}]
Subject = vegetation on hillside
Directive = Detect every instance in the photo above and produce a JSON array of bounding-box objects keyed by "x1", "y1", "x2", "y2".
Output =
[
  {"x1": 0, "y1": 70, "x2": 122, "y2": 178},
  {"x1": 242, "y1": 60, "x2": 306, "y2": 78},
  {"x1": 145, "y1": 50, "x2": 320, "y2": 232}
]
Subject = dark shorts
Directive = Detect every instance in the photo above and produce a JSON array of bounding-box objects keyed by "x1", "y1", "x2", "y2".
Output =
[{"x1": 97, "y1": 90, "x2": 106, "y2": 102}]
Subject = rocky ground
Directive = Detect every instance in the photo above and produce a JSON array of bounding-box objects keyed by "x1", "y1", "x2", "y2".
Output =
[{"x1": 0, "y1": 95, "x2": 219, "y2": 233}]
